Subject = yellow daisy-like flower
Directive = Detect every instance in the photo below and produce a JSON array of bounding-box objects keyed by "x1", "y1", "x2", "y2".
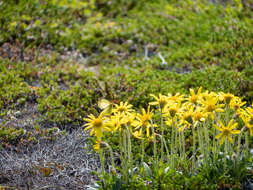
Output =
[
  {"x1": 107, "y1": 114, "x2": 123, "y2": 132},
  {"x1": 229, "y1": 96, "x2": 246, "y2": 112},
  {"x1": 201, "y1": 90, "x2": 217, "y2": 101},
  {"x1": 122, "y1": 112, "x2": 138, "y2": 127},
  {"x1": 214, "y1": 120, "x2": 240, "y2": 144},
  {"x1": 149, "y1": 93, "x2": 168, "y2": 108},
  {"x1": 83, "y1": 112, "x2": 111, "y2": 140},
  {"x1": 245, "y1": 105, "x2": 253, "y2": 122},
  {"x1": 113, "y1": 101, "x2": 133, "y2": 114},
  {"x1": 200, "y1": 96, "x2": 224, "y2": 120},
  {"x1": 188, "y1": 86, "x2": 202, "y2": 104},
  {"x1": 163, "y1": 102, "x2": 181, "y2": 118},
  {"x1": 218, "y1": 92, "x2": 235, "y2": 104},
  {"x1": 177, "y1": 105, "x2": 194, "y2": 131},
  {"x1": 165, "y1": 117, "x2": 173, "y2": 126},
  {"x1": 192, "y1": 109, "x2": 207, "y2": 127},
  {"x1": 131, "y1": 129, "x2": 144, "y2": 140},
  {"x1": 239, "y1": 107, "x2": 253, "y2": 136},
  {"x1": 136, "y1": 106, "x2": 153, "y2": 137},
  {"x1": 167, "y1": 92, "x2": 185, "y2": 103}
]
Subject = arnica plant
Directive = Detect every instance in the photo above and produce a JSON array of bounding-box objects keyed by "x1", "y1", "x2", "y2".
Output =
[{"x1": 84, "y1": 87, "x2": 253, "y2": 189}]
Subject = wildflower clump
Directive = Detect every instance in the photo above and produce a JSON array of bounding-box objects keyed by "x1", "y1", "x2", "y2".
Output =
[{"x1": 83, "y1": 87, "x2": 252, "y2": 188}]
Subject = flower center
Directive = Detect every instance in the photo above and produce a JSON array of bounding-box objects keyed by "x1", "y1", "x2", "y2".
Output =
[
  {"x1": 223, "y1": 128, "x2": 230, "y2": 136},
  {"x1": 184, "y1": 114, "x2": 193, "y2": 124},
  {"x1": 117, "y1": 107, "x2": 127, "y2": 112},
  {"x1": 93, "y1": 119, "x2": 103, "y2": 128},
  {"x1": 169, "y1": 108, "x2": 177, "y2": 117},
  {"x1": 194, "y1": 112, "x2": 202, "y2": 121},
  {"x1": 142, "y1": 115, "x2": 151, "y2": 126},
  {"x1": 224, "y1": 95, "x2": 233, "y2": 104},
  {"x1": 206, "y1": 104, "x2": 215, "y2": 112},
  {"x1": 190, "y1": 95, "x2": 198, "y2": 103},
  {"x1": 233, "y1": 104, "x2": 239, "y2": 110}
]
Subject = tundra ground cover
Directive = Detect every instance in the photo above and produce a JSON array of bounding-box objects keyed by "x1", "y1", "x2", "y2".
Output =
[{"x1": 0, "y1": 0, "x2": 253, "y2": 189}]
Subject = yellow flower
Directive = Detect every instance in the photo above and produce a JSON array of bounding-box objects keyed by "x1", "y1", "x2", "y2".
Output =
[
  {"x1": 167, "y1": 92, "x2": 185, "y2": 103},
  {"x1": 177, "y1": 105, "x2": 194, "y2": 131},
  {"x1": 245, "y1": 105, "x2": 253, "y2": 123},
  {"x1": 163, "y1": 102, "x2": 181, "y2": 118},
  {"x1": 229, "y1": 96, "x2": 246, "y2": 111},
  {"x1": 200, "y1": 96, "x2": 224, "y2": 120},
  {"x1": 83, "y1": 112, "x2": 111, "y2": 140},
  {"x1": 239, "y1": 107, "x2": 253, "y2": 136},
  {"x1": 214, "y1": 120, "x2": 240, "y2": 144},
  {"x1": 107, "y1": 114, "x2": 123, "y2": 132},
  {"x1": 113, "y1": 101, "x2": 133, "y2": 114},
  {"x1": 165, "y1": 117, "x2": 173, "y2": 126},
  {"x1": 136, "y1": 106, "x2": 153, "y2": 137},
  {"x1": 122, "y1": 112, "x2": 138, "y2": 127},
  {"x1": 218, "y1": 92, "x2": 235, "y2": 104},
  {"x1": 192, "y1": 109, "x2": 207, "y2": 127},
  {"x1": 132, "y1": 129, "x2": 144, "y2": 140},
  {"x1": 188, "y1": 86, "x2": 202, "y2": 104},
  {"x1": 149, "y1": 93, "x2": 168, "y2": 108}
]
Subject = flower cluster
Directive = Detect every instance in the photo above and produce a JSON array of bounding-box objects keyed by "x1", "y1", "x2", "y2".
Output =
[
  {"x1": 84, "y1": 87, "x2": 251, "y2": 145},
  {"x1": 83, "y1": 87, "x2": 252, "y2": 174}
]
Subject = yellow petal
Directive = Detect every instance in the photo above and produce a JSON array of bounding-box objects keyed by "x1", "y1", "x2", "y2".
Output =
[
  {"x1": 84, "y1": 125, "x2": 93, "y2": 131},
  {"x1": 220, "y1": 136, "x2": 226, "y2": 145},
  {"x1": 227, "y1": 119, "x2": 234, "y2": 127},
  {"x1": 215, "y1": 133, "x2": 223, "y2": 139},
  {"x1": 147, "y1": 127, "x2": 150, "y2": 137},
  {"x1": 214, "y1": 124, "x2": 222, "y2": 132},
  {"x1": 231, "y1": 130, "x2": 240, "y2": 134},
  {"x1": 189, "y1": 88, "x2": 194, "y2": 96},
  {"x1": 230, "y1": 122, "x2": 238, "y2": 130},
  {"x1": 218, "y1": 120, "x2": 225, "y2": 128}
]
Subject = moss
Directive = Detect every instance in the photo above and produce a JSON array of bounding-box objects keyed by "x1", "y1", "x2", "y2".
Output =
[
  {"x1": 0, "y1": 61, "x2": 30, "y2": 109},
  {"x1": 99, "y1": 64, "x2": 252, "y2": 107}
]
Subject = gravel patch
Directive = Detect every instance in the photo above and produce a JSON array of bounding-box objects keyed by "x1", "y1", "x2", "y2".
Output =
[{"x1": 0, "y1": 128, "x2": 100, "y2": 189}]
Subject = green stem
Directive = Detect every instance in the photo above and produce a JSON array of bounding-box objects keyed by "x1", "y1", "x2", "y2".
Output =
[
  {"x1": 182, "y1": 131, "x2": 186, "y2": 161},
  {"x1": 192, "y1": 126, "x2": 196, "y2": 171},
  {"x1": 171, "y1": 121, "x2": 175, "y2": 168},
  {"x1": 160, "y1": 106, "x2": 164, "y2": 163},
  {"x1": 204, "y1": 125, "x2": 209, "y2": 165},
  {"x1": 158, "y1": 134, "x2": 169, "y2": 160},
  {"x1": 179, "y1": 131, "x2": 183, "y2": 160},
  {"x1": 141, "y1": 139, "x2": 145, "y2": 165},
  {"x1": 119, "y1": 130, "x2": 123, "y2": 161},
  {"x1": 123, "y1": 129, "x2": 128, "y2": 181},
  {"x1": 151, "y1": 120, "x2": 158, "y2": 167},
  {"x1": 197, "y1": 126, "x2": 204, "y2": 158},
  {"x1": 126, "y1": 127, "x2": 133, "y2": 175},
  {"x1": 100, "y1": 149, "x2": 105, "y2": 176},
  {"x1": 245, "y1": 130, "x2": 249, "y2": 158},
  {"x1": 224, "y1": 138, "x2": 229, "y2": 170},
  {"x1": 103, "y1": 142, "x2": 116, "y2": 173},
  {"x1": 213, "y1": 124, "x2": 218, "y2": 162}
]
